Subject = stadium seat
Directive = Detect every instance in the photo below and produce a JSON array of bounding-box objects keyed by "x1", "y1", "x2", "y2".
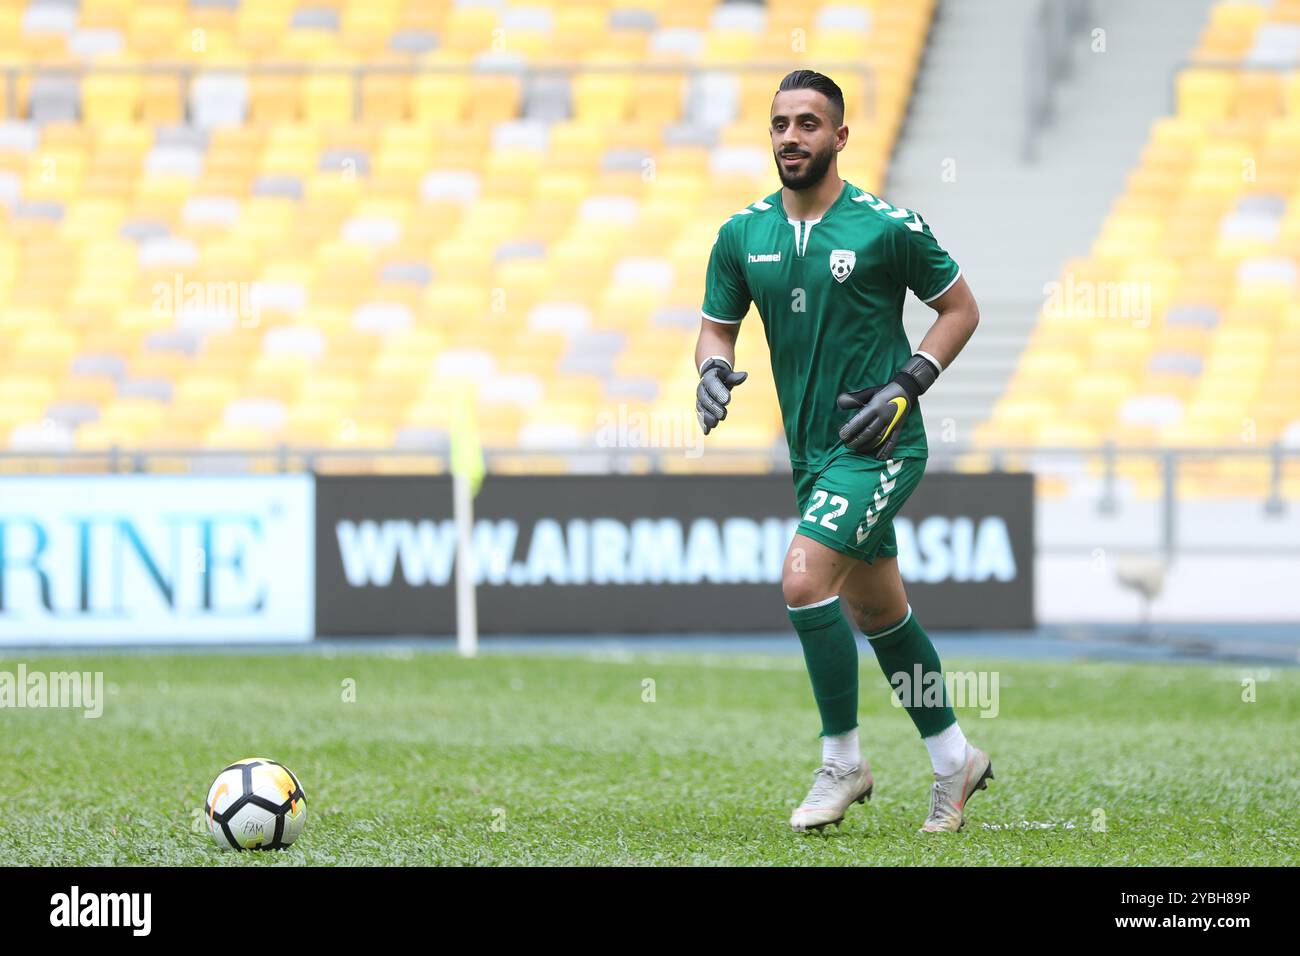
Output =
[{"x1": 1, "y1": 0, "x2": 941, "y2": 456}]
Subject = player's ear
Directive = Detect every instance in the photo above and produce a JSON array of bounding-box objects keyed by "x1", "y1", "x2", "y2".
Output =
[{"x1": 836, "y1": 123, "x2": 848, "y2": 152}]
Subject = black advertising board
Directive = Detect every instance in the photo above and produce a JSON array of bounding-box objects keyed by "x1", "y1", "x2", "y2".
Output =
[{"x1": 314, "y1": 472, "x2": 1033, "y2": 635}]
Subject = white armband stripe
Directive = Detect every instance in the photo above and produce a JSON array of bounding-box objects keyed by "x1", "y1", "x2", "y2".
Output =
[{"x1": 921, "y1": 268, "x2": 962, "y2": 304}]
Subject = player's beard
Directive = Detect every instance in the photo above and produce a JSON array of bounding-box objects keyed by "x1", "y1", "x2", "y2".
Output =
[{"x1": 775, "y1": 141, "x2": 834, "y2": 191}]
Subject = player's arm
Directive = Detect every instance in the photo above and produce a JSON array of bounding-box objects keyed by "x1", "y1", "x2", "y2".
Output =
[
  {"x1": 695, "y1": 221, "x2": 752, "y2": 435},
  {"x1": 695, "y1": 318, "x2": 749, "y2": 435},
  {"x1": 915, "y1": 274, "x2": 980, "y2": 371},
  {"x1": 695, "y1": 314, "x2": 741, "y2": 372},
  {"x1": 839, "y1": 215, "x2": 977, "y2": 457}
]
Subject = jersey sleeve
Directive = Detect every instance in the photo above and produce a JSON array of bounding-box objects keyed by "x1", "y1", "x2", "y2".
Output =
[
  {"x1": 891, "y1": 211, "x2": 961, "y2": 304},
  {"x1": 700, "y1": 219, "x2": 752, "y2": 324}
]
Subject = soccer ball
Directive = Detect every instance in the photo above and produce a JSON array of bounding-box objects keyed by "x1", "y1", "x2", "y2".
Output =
[{"x1": 205, "y1": 757, "x2": 307, "y2": 850}]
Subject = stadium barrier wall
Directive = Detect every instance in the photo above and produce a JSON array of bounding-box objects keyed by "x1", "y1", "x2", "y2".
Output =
[
  {"x1": 0, "y1": 472, "x2": 1031, "y2": 643},
  {"x1": 314, "y1": 473, "x2": 1035, "y2": 634}
]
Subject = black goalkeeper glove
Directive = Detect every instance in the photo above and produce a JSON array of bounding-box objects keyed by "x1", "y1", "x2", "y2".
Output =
[
  {"x1": 696, "y1": 356, "x2": 748, "y2": 435},
  {"x1": 837, "y1": 354, "x2": 940, "y2": 459}
]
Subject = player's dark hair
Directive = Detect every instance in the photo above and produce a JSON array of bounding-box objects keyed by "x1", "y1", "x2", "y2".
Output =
[{"x1": 776, "y1": 70, "x2": 845, "y2": 124}]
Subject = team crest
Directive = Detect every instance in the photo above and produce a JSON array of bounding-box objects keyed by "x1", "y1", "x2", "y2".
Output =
[{"x1": 829, "y1": 249, "x2": 856, "y2": 283}]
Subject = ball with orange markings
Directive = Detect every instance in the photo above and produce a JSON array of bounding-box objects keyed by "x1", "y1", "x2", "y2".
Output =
[{"x1": 205, "y1": 757, "x2": 307, "y2": 851}]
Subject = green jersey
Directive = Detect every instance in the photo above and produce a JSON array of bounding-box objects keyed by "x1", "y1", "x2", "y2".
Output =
[{"x1": 701, "y1": 181, "x2": 961, "y2": 472}]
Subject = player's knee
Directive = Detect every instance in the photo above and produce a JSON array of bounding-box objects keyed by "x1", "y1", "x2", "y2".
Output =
[
  {"x1": 843, "y1": 600, "x2": 878, "y2": 632},
  {"x1": 782, "y1": 568, "x2": 836, "y2": 611},
  {"x1": 843, "y1": 597, "x2": 906, "y2": 634}
]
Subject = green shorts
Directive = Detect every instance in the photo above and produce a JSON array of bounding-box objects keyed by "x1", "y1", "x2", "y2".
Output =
[{"x1": 793, "y1": 454, "x2": 927, "y2": 563}]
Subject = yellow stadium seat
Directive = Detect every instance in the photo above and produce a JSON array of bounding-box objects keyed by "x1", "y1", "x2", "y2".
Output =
[
  {"x1": 249, "y1": 75, "x2": 302, "y2": 123},
  {"x1": 549, "y1": 8, "x2": 607, "y2": 59},
  {"x1": 82, "y1": 73, "x2": 140, "y2": 123},
  {"x1": 573, "y1": 73, "x2": 633, "y2": 124},
  {"x1": 1178, "y1": 69, "x2": 1236, "y2": 119},
  {"x1": 127, "y1": 4, "x2": 184, "y2": 57},
  {"x1": 629, "y1": 74, "x2": 685, "y2": 123},
  {"x1": 303, "y1": 73, "x2": 355, "y2": 123},
  {"x1": 1232, "y1": 71, "x2": 1282, "y2": 119},
  {"x1": 361, "y1": 74, "x2": 411, "y2": 122},
  {"x1": 411, "y1": 73, "x2": 470, "y2": 122}
]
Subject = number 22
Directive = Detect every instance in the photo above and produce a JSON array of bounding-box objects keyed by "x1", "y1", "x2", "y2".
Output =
[{"x1": 803, "y1": 490, "x2": 849, "y2": 530}]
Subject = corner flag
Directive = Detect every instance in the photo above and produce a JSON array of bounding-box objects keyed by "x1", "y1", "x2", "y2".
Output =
[{"x1": 451, "y1": 393, "x2": 485, "y2": 496}]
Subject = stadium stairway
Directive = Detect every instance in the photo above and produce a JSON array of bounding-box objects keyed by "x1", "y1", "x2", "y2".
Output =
[{"x1": 885, "y1": 0, "x2": 1216, "y2": 454}]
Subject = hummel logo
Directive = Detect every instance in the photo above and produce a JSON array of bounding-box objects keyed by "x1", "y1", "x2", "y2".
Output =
[
  {"x1": 856, "y1": 509, "x2": 881, "y2": 543},
  {"x1": 856, "y1": 462, "x2": 905, "y2": 545},
  {"x1": 748, "y1": 252, "x2": 781, "y2": 263}
]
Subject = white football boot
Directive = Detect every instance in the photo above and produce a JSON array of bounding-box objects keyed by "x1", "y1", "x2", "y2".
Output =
[
  {"x1": 790, "y1": 759, "x2": 874, "y2": 833},
  {"x1": 919, "y1": 743, "x2": 993, "y2": 833}
]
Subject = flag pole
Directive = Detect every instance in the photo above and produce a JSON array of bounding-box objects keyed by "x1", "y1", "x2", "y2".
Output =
[
  {"x1": 453, "y1": 467, "x2": 477, "y2": 659},
  {"x1": 450, "y1": 394, "x2": 484, "y2": 659}
]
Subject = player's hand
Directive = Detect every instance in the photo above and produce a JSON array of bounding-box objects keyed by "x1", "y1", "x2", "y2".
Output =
[
  {"x1": 837, "y1": 355, "x2": 940, "y2": 459},
  {"x1": 836, "y1": 382, "x2": 910, "y2": 459},
  {"x1": 696, "y1": 357, "x2": 748, "y2": 435}
]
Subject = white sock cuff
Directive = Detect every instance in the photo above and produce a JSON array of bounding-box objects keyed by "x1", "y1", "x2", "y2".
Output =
[
  {"x1": 786, "y1": 595, "x2": 841, "y2": 612},
  {"x1": 865, "y1": 604, "x2": 912, "y2": 639}
]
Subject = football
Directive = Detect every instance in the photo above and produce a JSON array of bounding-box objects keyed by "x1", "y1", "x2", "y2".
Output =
[{"x1": 205, "y1": 757, "x2": 307, "y2": 851}]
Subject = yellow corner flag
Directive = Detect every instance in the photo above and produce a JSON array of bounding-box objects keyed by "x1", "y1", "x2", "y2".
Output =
[{"x1": 451, "y1": 393, "x2": 485, "y2": 496}]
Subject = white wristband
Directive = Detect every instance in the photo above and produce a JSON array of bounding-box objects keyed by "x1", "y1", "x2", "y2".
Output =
[{"x1": 915, "y1": 350, "x2": 944, "y2": 376}]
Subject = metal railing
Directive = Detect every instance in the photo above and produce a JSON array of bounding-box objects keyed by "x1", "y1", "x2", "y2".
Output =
[
  {"x1": 967, "y1": 442, "x2": 1292, "y2": 516},
  {"x1": 2, "y1": 440, "x2": 1293, "y2": 489},
  {"x1": 936, "y1": 442, "x2": 1297, "y2": 560},
  {"x1": 1, "y1": 60, "x2": 877, "y2": 125},
  {"x1": 0, "y1": 442, "x2": 1294, "y2": 561}
]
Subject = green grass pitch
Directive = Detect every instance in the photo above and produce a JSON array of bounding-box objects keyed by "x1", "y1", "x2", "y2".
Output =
[{"x1": 1, "y1": 649, "x2": 1296, "y2": 865}]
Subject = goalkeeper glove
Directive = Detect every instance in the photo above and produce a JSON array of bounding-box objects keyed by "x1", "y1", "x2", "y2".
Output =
[
  {"x1": 696, "y1": 356, "x2": 748, "y2": 435},
  {"x1": 837, "y1": 354, "x2": 941, "y2": 459}
]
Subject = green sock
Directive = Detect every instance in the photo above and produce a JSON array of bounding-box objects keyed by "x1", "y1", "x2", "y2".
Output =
[
  {"x1": 864, "y1": 607, "x2": 956, "y2": 738},
  {"x1": 788, "y1": 597, "x2": 859, "y2": 737}
]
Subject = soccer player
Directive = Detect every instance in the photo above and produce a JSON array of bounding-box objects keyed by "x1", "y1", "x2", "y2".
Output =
[{"x1": 694, "y1": 70, "x2": 990, "y2": 833}]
